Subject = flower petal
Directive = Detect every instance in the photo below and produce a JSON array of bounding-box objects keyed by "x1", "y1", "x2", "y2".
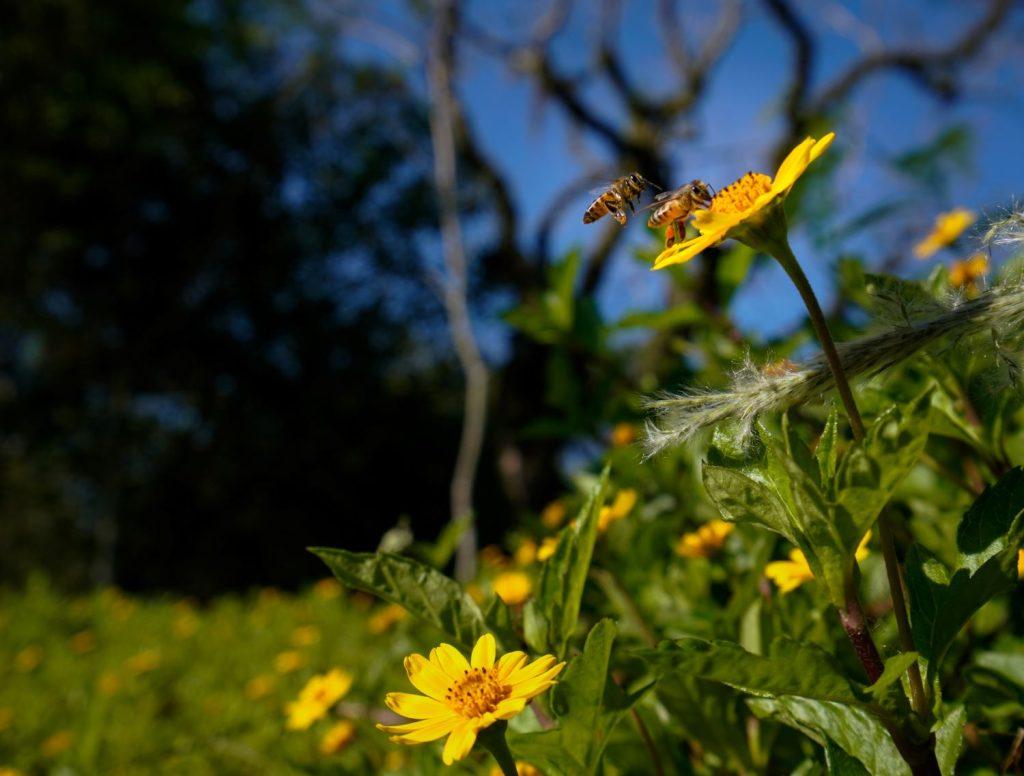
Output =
[
  {"x1": 404, "y1": 653, "x2": 452, "y2": 700},
  {"x1": 442, "y1": 720, "x2": 480, "y2": 765},
  {"x1": 772, "y1": 136, "x2": 815, "y2": 191},
  {"x1": 507, "y1": 655, "x2": 564, "y2": 687},
  {"x1": 385, "y1": 692, "x2": 451, "y2": 720},
  {"x1": 470, "y1": 634, "x2": 496, "y2": 669},
  {"x1": 495, "y1": 651, "x2": 527, "y2": 681},
  {"x1": 691, "y1": 209, "x2": 741, "y2": 236},
  {"x1": 510, "y1": 679, "x2": 558, "y2": 700},
  {"x1": 809, "y1": 132, "x2": 835, "y2": 163},
  {"x1": 430, "y1": 643, "x2": 470, "y2": 679},
  {"x1": 376, "y1": 714, "x2": 460, "y2": 743},
  {"x1": 652, "y1": 232, "x2": 722, "y2": 270}
]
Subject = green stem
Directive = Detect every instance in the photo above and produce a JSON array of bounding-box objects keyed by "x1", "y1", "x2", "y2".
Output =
[{"x1": 478, "y1": 722, "x2": 518, "y2": 776}]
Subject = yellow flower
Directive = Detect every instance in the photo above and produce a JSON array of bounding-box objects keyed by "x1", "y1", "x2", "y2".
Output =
[
  {"x1": 540, "y1": 500, "x2": 567, "y2": 529},
  {"x1": 914, "y1": 208, "x2": 975, "y2": 259},
  {"x1": 1017, "y1": 549, "x2": 1024, "y2": 580},
  {"x1": 610, "y1": 422, "x2": 636, "y2": 448},
  {"x1": 320, "y1": 720, "x2": 357, "y2": 755},
  {"x1": 537, "y1": 536, "x2": 559, "y2": 562},
  {"x1": 598, "y1": 488, "x2": 638, "y2": 532},
  {"x1": 514, "y1": 539, "x2": 538, "y2": 566},
  {"x1": 313, "y1": 578, "x2": 343, "y2": 599},
  {"x1": 0, "y1": 708, "x2": 12, "y2": 732},
  {"x1": 69, "y1": 630, "x2": 95, "y2": 655},
  {"x1": 493, "y1": 571, "x2": 533, "y2": 606},
  {"x1": 480, "y1": 545, "x2": 509, "y2": 570},
  {"x1": 676, "y1": 520, "x2": 734, "y2": 558},
  {"x1": 652, "y1": 133, "x2": 835, "y2": 269},
  {"x1": 15, "y1": 645, "x2": 42, "y2": 672},
  {"x1": 40, "y1": 730, "x2": 74, "y2": 758},
  {"x1": 490, "y1": 763, "x2": 542, "y2": 776},
  {"x1": 377, "y1": 634, "x2": 564, "y2": 765},
  {"x1": 383, "y1": 751, "x2": 406, "y2": 771},
  {"x1": 949, "y1": 253, "x2": 988, "y2": 295},
  {"x1": 0, "y1": 768, "x2": 24, "y2": 776},
  {"x1": 291, "y1": 625, "x2": 321, "y2": 647},
  {"x1": 97, "y1": 671, "x2": 121, "y2": 696},
  {"x1": 275, "y1": 650, "x2": 305, "y2": 674},
  {"x1": 285, "y1": 668, "x2": 353, "y2": 730},
  {"x1": 173, "y1": 613, "x2": 198, "y2": 639},
  {"x1": 368, "y1": 603, "x2": 408, "y2": 635},
  {"x1": 245, "y1": 674, "x2": 276, "y2": 700},
  {"x1": 765, "y1": 532, "x2": 871, "y2": 594},
  {"x1": 124, "y1": 649, "x2": 161, "y2": 676}
]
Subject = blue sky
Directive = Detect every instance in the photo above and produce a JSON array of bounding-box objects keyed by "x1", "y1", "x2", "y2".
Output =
[{"x1": 346, "y1": 0, "x2": 1024, "y2": 345}]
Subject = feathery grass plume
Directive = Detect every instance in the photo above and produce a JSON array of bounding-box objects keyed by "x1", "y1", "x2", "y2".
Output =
[
  {"x1": 982, "y1": 204, "x2": 1024, "y2": 249},
  {"x1": 643, "y1": 278, "x2": 1024, "y2": 457}
]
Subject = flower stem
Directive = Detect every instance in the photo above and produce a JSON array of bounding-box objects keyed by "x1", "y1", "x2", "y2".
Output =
[
  {"x1": 478, "y1": 722, "x2": 518, "y2": 776},
  {"x1": 770, "y1": 241, "x2": 931, "y2": 719}
]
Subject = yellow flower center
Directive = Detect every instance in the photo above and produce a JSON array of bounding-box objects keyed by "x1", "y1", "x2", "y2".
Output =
[
  {"x1": 709, "y1": 172, "x2": 772, "y2": 215},
  {"x1": 445, "y1": 667, "x2": 510, "y2": 718}
]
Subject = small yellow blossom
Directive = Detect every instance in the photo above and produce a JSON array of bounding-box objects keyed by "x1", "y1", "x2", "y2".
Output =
[
  {"x1": 313, "y1": 578, "x2": 343, "y2": 599},
  {"x1": 69, "y1": 630, "x2": 95, "y2": 655},
  {"x1": 275, "y1": 650, "x2": 305, "y2": 674},
  {"x1": 368, "y1": 603, "x2": 408, "y2": 635},
  {"x1": 480, "y1": 545, "x2": 509, "y2": 569},
  {"x1": 173, "y1": 613, "x2": 198, "y2": 639},
  {"x1": 514, "y1": 539, "x2": 538, "y2": 566},
  {"x1": 766, "y1": 532, "x2": 871, "y2": 594},
  {"x1": 610, "y1": 422, "x2": 636, "y2": 448},
  {"x1": 285, "y1": 668, "x2": 353, "y2": 730},
  {"x1": 320, "y1": 720, "x2": 357, "y2": 755},
  {"x1": 540, "y1": 500, "x2": 567, "y2": 529},
  {"x1": 0, "y1": 767, "x2": 24, "y2": 776},
  {"x1": 0, "y1": 708, "x2": 12, "y2": 732},
  {"x1": 914, "y1": 208, "x2": 975, "y2": 259},
  {"x1": 378, "y1": 633, "x2": 564, "y2": 765},
  {"x1": 97, "y1": 671, "x2": 121, "y2": 696},
  {"x1": 598, "y1": 488, "x2": 638, "y2": 532},
  {"x1": 949, "y1": 253, "x2": 988, "y2": 295},
  {"x1": 537, "y1": 536, "x2": 559, "y2": 562},
  {"x1": 245, "y1": 674, "x2": 276, "y2": 700},
  {"x1": 652, "y1": 133, "x2": 835, "y2": 269},
  {"x1": 1017, "y1": 549, "x2": 1024, "y2": 580},
  {"x1": 493, "y1": 571, "x2": 533, "y2": 606},
  {"x1": 676, "y1": 520, "x2": 734, "y2": 558},
  {"x1": 40, "y1": 730, "x2": 74, "y2": 758},
  {"x1": 15, "y1": 646, "x2": 42, "y2": 672},
  {"x1": 124, "y1": 649, "x2": 161, "y2": 676},
  {"x1": 490, "y1": 762, "x2": 543, "y2": 776},
  {"x1": 291, "y1": 625, "x2": 321, "y2": 647}
]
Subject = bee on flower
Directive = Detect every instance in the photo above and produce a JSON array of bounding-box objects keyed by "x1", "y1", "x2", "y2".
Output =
[
  {"x1": 285, "y1": 668, "x2": 353, "y2": 730},
  {"x1": 766, "y1": 532, "x2": 871, "y2": 594},
  {"x1": 676, "y1": 520, "x2": 734, "y2": 559},
  {"x1": 377, "y1": 634, "x2": 563, "y2": 766},
  {"x1": 913, "y1": 208, "x2": 975, "y2": 259}
]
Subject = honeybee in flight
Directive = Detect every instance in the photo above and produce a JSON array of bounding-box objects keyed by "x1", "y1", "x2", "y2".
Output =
[
  {"x1": 583, "y1": 172, "x2": 654, "y2": 226},
  {"x1": 644, "y1": 179, "x2": 714, "y2": 246}
]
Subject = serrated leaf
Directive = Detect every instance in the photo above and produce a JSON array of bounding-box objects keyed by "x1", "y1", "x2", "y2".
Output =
[
  {"x1": 702, "y1": 464, "x2": 796, "y2": 544},
  {"x1": 523, "y1": 468, "x2": 608, "y2": 656},
  {"x1": 310, "y1": 548, "x2": 491, "y2": 650},
  {"x1": 862, "y1": 273, "x2": 945, "y2": 325}
]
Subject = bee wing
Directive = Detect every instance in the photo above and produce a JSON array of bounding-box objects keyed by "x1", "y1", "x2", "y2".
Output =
[{"x1": 639, "y1": 190, "x2": 682, "y2": 212}]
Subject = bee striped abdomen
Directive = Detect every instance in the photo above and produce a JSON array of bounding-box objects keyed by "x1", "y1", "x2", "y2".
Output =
[{"x1": 583, "y1": 172, "x2": 650, "y2": 225}]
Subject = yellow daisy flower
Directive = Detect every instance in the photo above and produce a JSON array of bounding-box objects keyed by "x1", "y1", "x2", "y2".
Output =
[
  {"x1": 913, "y1": 208, "x2": 975, "y2": 259},
  {"x1": 610, "y1": 422, "x2": 636, "y2": 448},
  {"x1": 285, "y1": 668, "x2": 353, "y2": 730},
  {"x1": 765, "y1": 532, "x2": 871, "y2": 594},
  {"x1": 378, "y1": 633, "x2": 564, "y2": 765},
  {"x1": 320, "y1": 720, "x2": 357, "y2": 755},
  {"x1": 540, "y1": 500, "x2": 567, "y2": 529},
  {"x1": 514, "y1": 539, "x2": 538, "y2": 566},
  {"x1": 492, "y1": 571, "x2": 533, "y2": 606},
  {"x1": 652, "y1": 133, "x2": 835, "y2": 270},
  {"x1": 948, "y1": 253, "x2": 988, "y2": 295},
  {"x1": 537, "y1": 536, "x2": 559, "y2": 562},
  {"x1": 676, "y1": 520, "x2": 734, "y2": 558},
  {"x1": 313, "y1": 578, "x2": 343, "y2": 599},
  {"x1": 598, "y1": 488, "x2": 638, "y2": 532},
  {"x1": 1017, "y1": 549, "x2": 1024, "y2": 580},
  {"x1": 275, "y1": 650, "x2": 305, "y2": 674}
]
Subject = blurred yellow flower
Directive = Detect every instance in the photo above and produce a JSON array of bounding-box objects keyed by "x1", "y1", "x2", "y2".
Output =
[
  {"x1": 598, "y1": 488, "x2": 638, "y2": 532},
  {"x1": 40, "y1": 730, "x2": 74, "y2": 758},
  {"x1": 368, "y1": 603, "x2": 408, "y2": 635},
  {"x1": 537, "y1": 536, "x2": 559, "y2": 562},
  {"x1": 490, "y1": 762, "x2": 542, "y2": 776},
  {"x1": 766, "y1": 532, "x2": 871, "y2": 594},
  {"x1": 173, "y1": 613, "x2": 198, "y2": 639},
  {"x1": 1018, "y1": 549, "x2": 1024, "y2": 579},
  {"x1": 480, "y1": 545, "x2": 509, "y2": 569},
  {"x1": 610, "y1": 422, "x2": 636, "y2": 448},
  {"x1": 540, "y1": 500, "x2": 567, "y2": 529},
  {"x1": 652, "y1": 134, "x2": 835, "y2": 269},
  {"x1": 98, "y1": 671, "x2": 121, "y2": 696},
  {"x1": 245, "y1": 674, "x2": 276, "y2": 700},
  {"x1": 275, "y1": 650, "x2": 305, "y2": 674},
  {"x1": 291, "y1": 625, "x2": 321, "y2": 647},
  {"x1": 313, "y1": 578, "x2": 343, "y2": 599},
  {"x1": 514, "y1": 539, "x2": 538, "y2": 566},
  {"x1": 466, "y1": 583, "x2": 485, "y2": 604},
  {"x1": 125, "y1": 649, "x2": 161, "y2": 676},
  {"x1": 378, "y1": 633, "x2": 564, "y2": 765},
  {"x1": 69, "y1": 630, "x2": 95, "y2": 655},
  {"x1": 676, "y1": 520, "x2": 734, "y2": 558},
  {"x1": 258, "y1": 588, "x2": 283, "y2": 607},
  {"x1": 949, "y1": 253, "x2": 988, "y2": 295},
  {"x1": 0, "y1": 767, "x2": 24, "y2": 776},
  {"x1": 285, "y1": 668, "x2": 353, "y2": 730},
  {"x1": 493, "y1": 571, "x2": 533, "y2": 606},
  {"x1": 319, "y1": 719, "x2": 357, "y2": 755},
  {"x1": 914, "y1": 208, "x2": 975, "y2": 259},
  {"x1": 383, "y1": 751, "x2": 406, "y2": 771},
  {"x1": 0, "y1": 708, "x2": 12, "y2": 732},
  {"x1": 15, "y1": 646, "x2": 42, "y2": 672}
]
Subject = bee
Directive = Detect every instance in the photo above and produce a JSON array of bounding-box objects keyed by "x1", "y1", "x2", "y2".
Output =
[
  {"x1": 583, "y1": 172, "x2": 653, "y2": 226},
  {"x1": 643, "y1": 179, "x2": 714, "y2": 246}
]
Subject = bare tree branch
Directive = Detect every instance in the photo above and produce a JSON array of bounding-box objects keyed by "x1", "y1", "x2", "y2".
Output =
[
  {"x1": 428, "y1": 0, "x2": 488, "y2": 581},
  {"x1": 763, "y1": 0, "x2": 815, "y2": 139}
]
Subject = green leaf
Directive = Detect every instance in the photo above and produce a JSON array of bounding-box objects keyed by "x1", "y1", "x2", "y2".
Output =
[
  {"x1": 862, "y1": 273, "x2": 945, "y2": 325},
  {"x1": 866, "y1": 653, "x2": 919, "y2": 701},
  {"x1": 973, "y1": 651, "x2": 1024, "y2": 689},
  {"x1": 310, "y1": 548, "x2": 490, "y2": 650},
  {"x1": 824, "y1": 738, "x2": 872, "y2": 775},
  {"x1": 616, "y1": 303, "x2": 702, "y2": 331},
  {"x1": 641, "y1": 637, "x2": 870, "y2": 710},
  {"x1": 816, "y1": 406, "x2": 840, "y2": 492},
  {"x1": 702, "y1": 464, "x2": 797, "y2": 544},
  {"x1": 749, "y1": 697, "x2": 909, "y2": 776},
  {"x1": 523, "y1": 468, "x2": 609, "y2": 656},
  {"x1": 956, "y1": 466, "x2": 1024, "y2": 572},
  {"x1": 509, "y1": 620, "x2": 645, "y2": 776},
  {"x1": 934, "y1": 705, "x2": 966, "y2": 776}
]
